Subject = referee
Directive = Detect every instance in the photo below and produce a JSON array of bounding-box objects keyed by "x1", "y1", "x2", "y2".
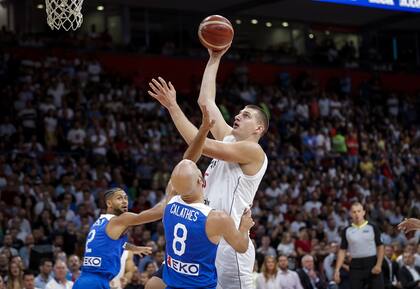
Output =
[{"x1": 334, "y1": 202, "x2": 384, "y2": 289}]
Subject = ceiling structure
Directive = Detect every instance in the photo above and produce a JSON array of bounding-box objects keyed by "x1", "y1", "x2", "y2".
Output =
[{"x1": 94, "y1": 0, "x2": 420, "y2": 30}]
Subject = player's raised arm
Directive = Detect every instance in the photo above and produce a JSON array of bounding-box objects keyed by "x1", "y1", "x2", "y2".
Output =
[
  {"x1": 207, "y1": 208, "x2": 254, "y2": 253},
  {"x1": 183, "y1": 105, "x2": 215, "y2": 162},
  {"x1": 148, "y1": 77, "x2": 200, "y2": 145},
  {"x1": 149, "y1": 77, "x2": 265, "y2": 166},
  {"x1": 197, "y1": 48, "x2": 232, "y2": 141}
]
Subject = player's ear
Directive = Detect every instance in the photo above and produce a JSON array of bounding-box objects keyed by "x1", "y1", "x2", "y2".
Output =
[{"x1": 255, "y1": 124, "x2": 264, "y2": 135}]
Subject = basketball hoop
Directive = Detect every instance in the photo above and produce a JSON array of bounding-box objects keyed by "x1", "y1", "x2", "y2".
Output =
[{"x1": 45, "y1": 0, "x2": 84, "y2": 31}]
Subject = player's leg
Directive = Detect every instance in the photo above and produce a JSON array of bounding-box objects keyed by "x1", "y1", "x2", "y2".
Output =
[{"x1": 145, "y1": 264, "x2": 165, "y2": 289}]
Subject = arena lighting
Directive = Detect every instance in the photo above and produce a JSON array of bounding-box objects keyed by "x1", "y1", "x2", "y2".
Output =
[
  {"x1": 265, "y1": 22, "x2": 272, "y2": 27},
  {"x1": 315, "y1": 0, "x2": 420, "y2": 13},
  {"x1": 37, "y1": 3, "x2": 44, "y2": 9},
  {"x1": 97, "y1": 5, "x2": 104, "y2": 11},
  {"x1": 325, "y1": 30, "x2": 331, "y2": 35},
  {"x1": 251, "y1": 19, "x2": 258, "y2": 24},
  {"x1": 282, "y1": 21, "x2": 289, "y2": 27},
  {"x1": 235, "y1": 19, "x2": 242, "y2": 24},
  {"x1": 309, "y1": 33, "x2": 314, "y2": 39}
]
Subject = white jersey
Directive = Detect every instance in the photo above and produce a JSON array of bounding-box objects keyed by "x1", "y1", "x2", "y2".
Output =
[
  {"x1": 204, "y1": 135, "x2": 268, "y2": 227},
  {"x1": 110, "y1": 250, "x2": 128, "y2": 289},
  {"x1": 203, "y1": 135, "x2": 268, "y2": 289}
]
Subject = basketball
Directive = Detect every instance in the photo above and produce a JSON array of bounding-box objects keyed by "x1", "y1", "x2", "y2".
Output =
[{"x1": 198, "y1": 15, "x2": 234, "y2": 51}]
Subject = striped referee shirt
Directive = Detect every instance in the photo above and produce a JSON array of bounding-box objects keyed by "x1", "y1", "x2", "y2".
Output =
[{"x1": 340, "y1": 221, "x2": 383, "y2": 258}]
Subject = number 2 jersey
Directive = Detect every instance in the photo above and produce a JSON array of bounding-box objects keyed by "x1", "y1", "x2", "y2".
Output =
[
  {"x1": 163, "y1": 195, "x2": 218, "y2": 289},
  {"x1": 81, "y1": 214, "x2": 128, "y2": 281}
]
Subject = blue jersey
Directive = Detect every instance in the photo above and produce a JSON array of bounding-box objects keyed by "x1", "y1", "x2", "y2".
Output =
[
  {"x1": 80, "y1": 214, "x2": 128, "y2": 281},
  {"x1": 163, "y1": 196, "x2": 218, "y2": 289}
]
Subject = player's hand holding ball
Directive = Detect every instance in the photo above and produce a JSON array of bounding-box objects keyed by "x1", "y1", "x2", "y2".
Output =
[{"x1": 239, "y1": 208, "x2": 255, "y2": 232}]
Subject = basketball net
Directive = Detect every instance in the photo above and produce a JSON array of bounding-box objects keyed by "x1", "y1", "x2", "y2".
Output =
[{"x1": 45, "y1": 0, "x2": 84, "y2": 31}]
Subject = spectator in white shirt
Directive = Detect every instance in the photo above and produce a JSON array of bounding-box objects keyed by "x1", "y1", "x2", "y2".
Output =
[
  {"x1": 45, "y1": 260, "x2": 73, "y2": 289},
  {"x1": 256, "y1": 256, "x2": 279, "y2": 289},
  {"x1": 265, "y1": 180, "x2": 282, "y2": 199},
  {"x1": 35, "y1": 259, "x2": 53, "y2": 289},
  {"x1": 277, "y1": 255, "x2": 304, "y2": 289},
  {"x1": 277, "y1": 232, "x2": 297, "y2": 257},
  {"x1": 257, "y1": 236, "x2": 277, "y2": 257}
]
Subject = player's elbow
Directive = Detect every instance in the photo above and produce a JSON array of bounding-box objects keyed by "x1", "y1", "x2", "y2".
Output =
[
  {"x1": 197, "y1": 97, "x2": 207, "y2": 107},
  {"x1": 235, "y1": 239, "x2": 249, "y2": 254}
]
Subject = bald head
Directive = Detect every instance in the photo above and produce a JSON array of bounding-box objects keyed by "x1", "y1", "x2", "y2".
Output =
[{"x1": 171, "y1": 160, "x2": 202, "y2": 197}]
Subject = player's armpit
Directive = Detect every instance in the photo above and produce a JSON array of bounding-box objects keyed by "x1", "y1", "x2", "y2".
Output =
[{"x1": 203, "y1": 139, "x2": 264, "y2": 165}]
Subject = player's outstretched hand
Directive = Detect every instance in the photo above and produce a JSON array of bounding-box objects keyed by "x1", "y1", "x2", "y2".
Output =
[
  {"x1": 239, "y1": 208, "x2": 255, "y2": 232},
  {"x1": 398, "y1": 218, "x2": 420, "y2": 233},
  {"x1": 148, "y1": 77, "x2": 177, "y2": 109},
  {"x1": 208, "y1": 44, "x2": 230, "y2": 60},
  {"x1": 200, "y1": 105, "x2": 215, "y2": 131},
  {"x1": 131, "y1": 246, "x2": 153, "y2": 257}
]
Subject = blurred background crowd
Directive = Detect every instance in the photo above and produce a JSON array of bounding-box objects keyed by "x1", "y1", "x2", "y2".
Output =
[{"x1": 0, "y1": 34, "x2": 419, "y2": 289}]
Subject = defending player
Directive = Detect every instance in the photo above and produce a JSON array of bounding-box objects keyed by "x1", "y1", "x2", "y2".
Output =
[
  {"x1": 148, "y1": 47, "x2": 268, "y2": 289},
  {"x1": 163, "y1": 105, "x2": 255, "y2": 289},
  {"x1": 73, "y1": 187, "x2": 171, "y2": 289}
]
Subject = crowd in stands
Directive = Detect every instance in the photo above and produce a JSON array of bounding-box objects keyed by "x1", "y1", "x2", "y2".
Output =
[
  {"x1": 0, "y1": 24, "x2": 413, "y2": 72},
  {"x1": 0, "y1": 44, "x2": 419, "y2": 289}
]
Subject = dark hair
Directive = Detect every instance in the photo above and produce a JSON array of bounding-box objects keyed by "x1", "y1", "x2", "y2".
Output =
[
  {"x1": 104, "y1": 187, "x2": 124, "y2": 200},
  {"x1": 39, "y1": 258, "x2": 52, "y2": 266},
  {"x1": 23, "y1": 269, "x2": 35, "y2": 278},
  {"x1": 245, "y1": 105, "x2": 269, "y2": 135}
]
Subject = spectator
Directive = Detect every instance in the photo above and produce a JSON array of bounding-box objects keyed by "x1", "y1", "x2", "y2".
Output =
[
  {"x1": 399, "y1": 252, "x2": 420, "y2": 289},
  {"x1": 34, "y1": 259, "x2": 53, "y2": 289},
  {"x1": 277, "y1": 254, "x2": 303, "y2": 289},
  {"x1": 277, "y1": 232, "x2": 296, "y2": 257},
  {"x1": 297, "y1": 254, "x2": 327, "y2": 289},
  {"x1": 45, "y1": 260, "x2": 73, "y2": 289},
  {"x1": 0, "y1": 253, "x2": 8, "y2": 278},
  {"x1": 257, "y1": 236, "x2": 277, "y2": 258},
  {"x1": 382, "y1": 245, "x2": 400, "y2": 289},
  {"x1": 66, "y1": 255, "x2": 80, "y2": 282},
  {"x1": 6, "y1": 261, "x2": 23, "y2": 289},
  {"x1": 144, "y1": 262, "x2": 157, "y2": 278},
  {"x1": 23, "y1": 270, "x2": 40, "y2": 289},
  {"x1": 0, "y1": 235, "x2": 18, "y2": 257},
  {"x1": 256, "y1": 256, "x2": 278, "y2": 289}
]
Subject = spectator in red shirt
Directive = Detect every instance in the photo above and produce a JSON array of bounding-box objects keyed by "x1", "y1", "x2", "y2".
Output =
[{"x1": 346, "y1": 129, "x2": 359, "y2": 168}]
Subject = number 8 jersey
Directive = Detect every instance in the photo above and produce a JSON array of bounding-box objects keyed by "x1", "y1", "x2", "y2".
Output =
[
  {"x1": 81, "y1": 214, "x2": 128, "y2": 280},
  {"x1": 163, "y1": 195, "x2": 218, "y2": 289}
]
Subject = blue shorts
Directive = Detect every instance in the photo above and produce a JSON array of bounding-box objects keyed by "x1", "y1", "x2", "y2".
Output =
[{"x1": 73, "y1": 272, "x2": 110, "y2": 289}]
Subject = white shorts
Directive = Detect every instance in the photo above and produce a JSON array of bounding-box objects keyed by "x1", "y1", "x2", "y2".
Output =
[{"x1": 215, "y1": 239, "x2": 255, "y2": 289}]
